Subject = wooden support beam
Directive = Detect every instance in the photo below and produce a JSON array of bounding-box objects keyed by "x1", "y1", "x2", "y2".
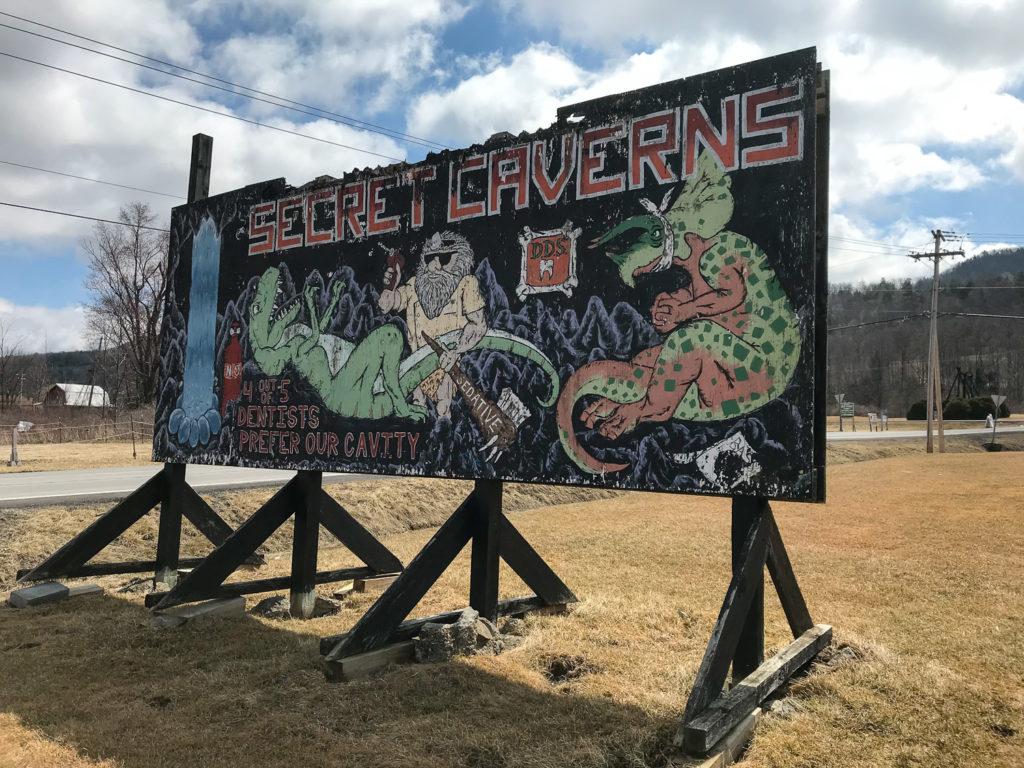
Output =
[
  {"x1": 318, "y1": 491, "x2": 403, "y2": 574},
  {"x1": 324, "y1": 491, "x2": 478, "y2": 662},
  {"x1": 731, "y1": 497, "x2": 765, "y2": 681},
  {"x1": 155, "y1": 462, "x2": 185, "y2": 586},
  {"x1": 765, "y1": 513, "x2": 814, "y2": 636},
  {"x1": 683, "y1": 507, "x2": 770, "y2": 722},
  {"x1": 469, "y1": 479, "x2": 501, "y2": 622},
  {"x1": 19, "y1": 557, "x2": 207, "y2": 580},
  {"x1": 145, "y1": 566, "x2": 376, "y2": 607},
  {"x1": 290, "y1": 471, "x2": 321, "y2": 618},
  {"x1": 181, "y1": 484, "x2": 263, "y2": 564},
  {"x1": 678, "y1": 625, "x2": 832, "y2": 754},
  {"x1": 324, "y1": 640, "x2": 416, "y2": 682},
  {"x1": 16, "y1": 469, "x2": 166, "y2": 582},
  {"x1": 151, "y1": 475, "x2": 299, "y2": 610},
  {"x1": 497, "y1": 513, "x2": 578, "y2": 605}
]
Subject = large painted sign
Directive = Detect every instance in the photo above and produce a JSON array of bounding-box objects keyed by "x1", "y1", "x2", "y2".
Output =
[{"x1": 154, "y1": 48, "x2": 825, "y2": 501}]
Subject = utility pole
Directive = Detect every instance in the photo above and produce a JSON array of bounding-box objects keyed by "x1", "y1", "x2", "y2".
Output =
[{"x1": 908, "y1": 230, "x2": 963, "y2": 453}]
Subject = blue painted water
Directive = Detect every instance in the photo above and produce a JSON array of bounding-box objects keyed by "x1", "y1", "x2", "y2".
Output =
[{"x1": 169, "y1": 217, "x2": 223, "y2": 447}]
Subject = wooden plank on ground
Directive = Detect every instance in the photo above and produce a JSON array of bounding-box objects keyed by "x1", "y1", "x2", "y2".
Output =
[
  {"x1": 323, "y1": 640, "x2": 415, "y2": 682},
  {"x1": 679, "y1": 624, "x2": 832, "y2": 754},
  {"x1": 352, "y1": 573, "x2": 400, "y2": 593},
  {"x1": 144, "y1": 566, "x2": 376, "y2": 607}
]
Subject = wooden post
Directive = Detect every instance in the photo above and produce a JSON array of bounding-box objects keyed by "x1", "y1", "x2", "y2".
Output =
[
  {"x1": 130, "y1": 415, "x2": 137, "y2": 459},
  {"x1": 153, "y1": 132, "x2": 213, "y2": 586},
  {"x1": 155, "y1": 463, "x2": 185, "y2": 586},
  {"x1": 814, "y1": 66, "x2": 830, "y2": 499},
  {"x1": 188, "y1": 133, "x2": 213, "y2": 202},
  {"x1": 290, "y1": 470, "x2": 322, "y2": 618},
  {"x1": 731, "y1": 497, "x2": 765, "y2": 681},
  {"x1": 8, "y1": 426, "x2": 19, "y2": 467},
  {"x1": 680, "y1": 502, "x2": 827, "y2": 754},
  {"x1": 469, "y1": 479, "x2": 502, "y2": 623},
  {"x1": 58, "y1": 421, "x2": 62, "y2": 443}
]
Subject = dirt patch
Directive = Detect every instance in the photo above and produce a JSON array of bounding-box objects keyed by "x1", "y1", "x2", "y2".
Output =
[{"x1": 540, "y1": 654, "x2": 603, "y2": 684}]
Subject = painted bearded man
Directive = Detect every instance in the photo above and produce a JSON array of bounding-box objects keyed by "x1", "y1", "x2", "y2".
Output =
[{"x1": 379, "y1": 231, "x2": 487, "y2": 419}]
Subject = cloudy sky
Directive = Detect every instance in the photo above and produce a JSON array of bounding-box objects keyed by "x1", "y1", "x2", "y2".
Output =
[{"x1": 1, "y1": 0, "x2": 1023, "y2": 352}]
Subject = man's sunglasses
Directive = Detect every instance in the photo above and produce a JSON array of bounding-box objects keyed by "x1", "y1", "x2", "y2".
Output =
[{"x1": 427, "y1": 250, "x2": 456, "y2": 267}]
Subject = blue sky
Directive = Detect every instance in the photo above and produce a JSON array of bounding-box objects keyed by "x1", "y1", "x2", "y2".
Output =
[{"x1": 1, "y1": 0, "x2": 1023, "y2": 352}]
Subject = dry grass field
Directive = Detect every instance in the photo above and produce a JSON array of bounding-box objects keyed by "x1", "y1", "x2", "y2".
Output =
[
  {"x1": 0, "y1": 450, "x2": 1022, "y2": 767},
  {"x1": 0, "y1": 441, "x2": 156, "y2": 474}
]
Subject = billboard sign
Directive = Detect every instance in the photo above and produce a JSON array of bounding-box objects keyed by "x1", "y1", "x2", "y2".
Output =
[{"x1": 154, "y1": 47, "x2": 824, "y2": 501}]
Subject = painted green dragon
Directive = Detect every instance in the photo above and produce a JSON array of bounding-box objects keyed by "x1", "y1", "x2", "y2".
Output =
[
  {"x1": 247, "y1": 266, "x2": 559, "y2": 420},
  {"x1": 557, "y1": 151, "x2": 802, "y2": 474}
]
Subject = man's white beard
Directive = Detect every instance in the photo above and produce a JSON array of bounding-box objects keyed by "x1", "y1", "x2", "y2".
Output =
[{"x1": 415, "y1": 264, "x2": 461, "y2": 319}]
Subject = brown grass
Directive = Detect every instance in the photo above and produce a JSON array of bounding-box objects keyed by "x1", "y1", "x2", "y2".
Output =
[
  {"x1": 827, "y1": 433, "x2": 1024, "y2": 464},
  {"x1": 0, "y1": 441, "x2": 157, "y2": 474},
  {"x1": 1, "y1": 453, "x2": 1022, "y2": 767}
]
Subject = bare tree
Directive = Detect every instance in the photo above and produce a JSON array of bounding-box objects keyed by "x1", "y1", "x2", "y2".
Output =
[
  {"x1": 0, "y1": 318, "x2": 26, "y2": 410},
  {"x1": 83, "y1": 203, "x2": 169, "y2": 404}
]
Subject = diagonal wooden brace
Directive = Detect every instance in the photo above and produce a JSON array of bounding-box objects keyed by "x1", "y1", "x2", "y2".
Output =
[
  {"x1": 150, "y1": 474, "x2": 300, "y2": 610},
  {"x1": 16, "y1": 468, "x2": 167, "y2": 582},
  {"x1": 680, "y1": 498, "x2": 828, "y2": 755},
  {"x1": 683, "y1": 503, "x2": 771, "y2": 722},
  {"x1": 323, "y1": 480, "x2": 578, "y2": 672}
]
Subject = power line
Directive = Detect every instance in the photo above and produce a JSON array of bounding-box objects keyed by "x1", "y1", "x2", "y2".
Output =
[
  {"x1": 0, "y1": 10, "x2": 448, "y2": 151},
  {"x1": 0, "y1": 201, "x2": 170, "y2": 232},
  {"x1": 0, "y1": 50, "x2": 404, "y2": 163},
  {"x1": 829, "y1": 235, "x2": 920, "y2": 250},
  {"x1": 940, "y1": 311, "x2": 1024, "y2": 321},
  {"x1": 827, "y1": 310, "x2": 1024, "y2": 333},
  {"x1": 0, "y1": 19, "x2": 448, "y2": 152},
  {"x1": 828, "y1": 314, "x2": 929, "y2": 332},
  {"x1": 0, "y1": 159, "x2": 184, "y2": 200}
]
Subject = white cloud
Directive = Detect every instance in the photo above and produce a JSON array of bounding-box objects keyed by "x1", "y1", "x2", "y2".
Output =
[
  {"x1": 0, "y1": 37, "x2": 407, "y2": 248},
  {"x1": 827, "y1": 213, "x2": 970, "y2": 284},
  {"x1": 0, "y1": 298, "x2": 87, "y2": 353},
  {"x1": 408, "y1": 44, "x2": 587, "y2": 144},
  {"x1": 191, "y1": 0, "x2": 468, "y2": 115}
]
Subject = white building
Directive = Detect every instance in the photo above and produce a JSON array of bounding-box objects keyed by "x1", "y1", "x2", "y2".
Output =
[{"x1": 43, "y1": 383, "x2": 111, "y2": 408}]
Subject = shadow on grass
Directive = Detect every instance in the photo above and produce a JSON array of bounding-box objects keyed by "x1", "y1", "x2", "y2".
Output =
[{"x1": 0, "y1": 594, "x2": 677, "y2": 768}]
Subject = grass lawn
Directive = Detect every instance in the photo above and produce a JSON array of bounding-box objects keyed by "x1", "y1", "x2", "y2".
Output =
[{"x1": 0, "y1": 452, "x2": 1021, "y2": 767}]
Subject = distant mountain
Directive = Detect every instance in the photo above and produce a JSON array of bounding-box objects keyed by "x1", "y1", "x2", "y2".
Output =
[{"x1": 942, "y1": 247, "x2": 1024, "y2": 284}]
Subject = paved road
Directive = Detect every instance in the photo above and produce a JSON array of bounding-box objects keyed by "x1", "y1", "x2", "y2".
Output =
[
  {"x1": 1, "y1": 425, "x2": 1020, "y2": 508},
  {"x1": 828, "y1": 425, "x2": 1024, "y2": 441},
  {"x1": 0, "y1": 464, "x2": 361, "y2": 509}
]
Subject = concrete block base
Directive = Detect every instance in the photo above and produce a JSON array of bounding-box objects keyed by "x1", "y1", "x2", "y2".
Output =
[{"x1": 8, "y1": 582, "x2": 70, "y2": 608}]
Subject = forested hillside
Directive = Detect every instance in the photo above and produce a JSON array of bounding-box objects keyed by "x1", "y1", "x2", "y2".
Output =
[{"x1": 828, "y1": 248, "x2": 1024, "y2": 415}]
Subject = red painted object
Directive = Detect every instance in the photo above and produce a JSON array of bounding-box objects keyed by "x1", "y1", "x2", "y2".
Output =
[
  {"x1": 383, "y1": 248, "x2": 405, "y2": 290},
  {"x1": 222, "y1": 322, "x2": 243, "y2": 418}
]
